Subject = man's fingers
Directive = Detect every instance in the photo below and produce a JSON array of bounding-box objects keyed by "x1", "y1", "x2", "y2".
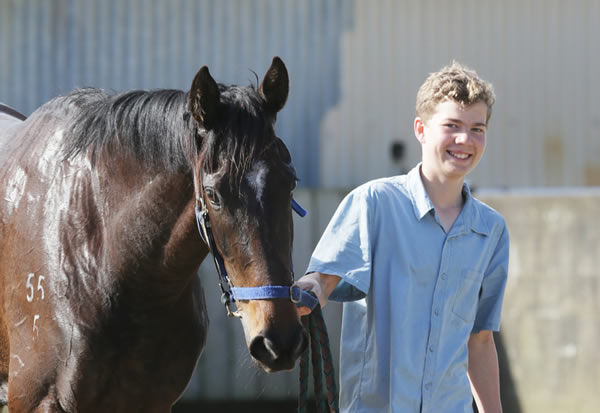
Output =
[{"x1": 297, "y1": 306, "x2": 312, "y2": 317}]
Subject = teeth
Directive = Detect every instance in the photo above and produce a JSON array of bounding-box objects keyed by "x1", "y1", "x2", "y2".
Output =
[{"x1": 449, "y1": 151, "x2": 469, "y2": 159}]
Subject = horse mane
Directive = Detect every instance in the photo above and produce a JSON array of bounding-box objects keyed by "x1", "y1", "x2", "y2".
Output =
[
  {"x1": 61, "y1": 85, "x2": 279, "y2": 186},
  {"x1": 63, "y1": 88, "x2": 193, "y2": 171}
]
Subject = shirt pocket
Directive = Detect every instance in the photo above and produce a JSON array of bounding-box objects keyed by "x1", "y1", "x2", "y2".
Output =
[{"x1": 451, "y1": 269, "x2": 483, "y2": 323}]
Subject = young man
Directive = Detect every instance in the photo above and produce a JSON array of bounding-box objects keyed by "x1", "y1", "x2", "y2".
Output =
[{"x1": 297, "y1": 62, "x2": 509, "y2": 412}]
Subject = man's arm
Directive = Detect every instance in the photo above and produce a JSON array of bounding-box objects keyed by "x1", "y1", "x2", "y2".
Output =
[
  {"x1": 467, "y1": 330, "x2": 502, "y2": 413},
  {"x1": 296, "y1": 272, "x2": 341, "y2": 316}
]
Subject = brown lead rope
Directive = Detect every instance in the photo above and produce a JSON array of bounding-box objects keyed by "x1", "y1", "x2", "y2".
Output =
[{"x1": 298, "y1": 303, "x2": 339, "y2": 413}]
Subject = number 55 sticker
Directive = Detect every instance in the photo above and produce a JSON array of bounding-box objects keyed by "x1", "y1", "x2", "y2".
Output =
[{"x1": 26, "y1": 273, "x2": 45, "y2": 302}]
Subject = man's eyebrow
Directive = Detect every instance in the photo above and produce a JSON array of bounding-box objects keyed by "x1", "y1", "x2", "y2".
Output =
[{"x1": 445, "y1": 118, "x2": 487, "y2": 128}]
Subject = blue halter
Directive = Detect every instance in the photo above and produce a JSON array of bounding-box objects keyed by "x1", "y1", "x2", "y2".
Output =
[{"x1": 195, "y1": 197, "x2": 317, "y2": 317}]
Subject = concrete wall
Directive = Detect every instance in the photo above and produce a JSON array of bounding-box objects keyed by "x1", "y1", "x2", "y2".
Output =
[{"x1": 480, "y1": 189, "x2": 600, "y2": 413}]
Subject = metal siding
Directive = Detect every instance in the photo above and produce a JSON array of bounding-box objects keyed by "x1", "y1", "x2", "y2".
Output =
[
  {"x1": 0, "y1": 0, "x2": 350, "y2": 188},
  {"x1": 319, "y1": 0, "x2": 599, "y2": 189},
  {"x1": 587, "y1": 0, "x2": 600, "y2": 185}
]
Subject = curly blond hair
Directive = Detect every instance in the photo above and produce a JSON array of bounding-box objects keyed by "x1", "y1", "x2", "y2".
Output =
[{"x1": 416, "y1": 61, "x2": 495, "y2": 123}]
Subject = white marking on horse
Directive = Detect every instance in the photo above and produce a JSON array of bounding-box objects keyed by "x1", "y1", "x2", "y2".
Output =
[
  {"x1": 37, "y1": 275, "x2": 45, "y2": 299},
  {"x1": 25, "y1": 272, "x2": 45, "y2": 302},
  {"x1": 33, "y1": 315, "x2": 40, "y2": 337},
  {"x1": 246, "y1": 161, "x2": 267, "y2": 207},
  {"x1": 11, "y1": 354, "x2": 25, "y2": 368},
  {"x1": 26, "y1": 273, "x2": 35, "y2": 302},
  {"x1": 14, "y1": 317, "x2": 26, "y2": 327}
]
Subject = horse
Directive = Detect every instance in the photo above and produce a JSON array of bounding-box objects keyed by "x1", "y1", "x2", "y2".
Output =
[{"x1": 0, "y1": 57, "x2": 308, "y2": 412}]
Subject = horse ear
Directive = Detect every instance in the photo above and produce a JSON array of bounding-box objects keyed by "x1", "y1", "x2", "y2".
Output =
[
  {"x1": 189, "y1": 66, "x2": 220, "y2": 128},
  {"x1": 259, "y1": 56, "x2": 289, "y2": 113}
]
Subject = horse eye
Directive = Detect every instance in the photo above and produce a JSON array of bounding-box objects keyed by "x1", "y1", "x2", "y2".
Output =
[{"x1": 204, "y1": 187, "x2": 221, "y2": 208}]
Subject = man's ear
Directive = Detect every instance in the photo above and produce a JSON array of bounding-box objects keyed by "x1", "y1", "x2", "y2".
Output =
[{"x1": 414, "y1": 117, "x2": 426, "y2": 144}]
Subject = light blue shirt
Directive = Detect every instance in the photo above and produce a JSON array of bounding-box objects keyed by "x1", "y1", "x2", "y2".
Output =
[{"x1": 307, "y1": 164, "x2": 509, "y2": 413}]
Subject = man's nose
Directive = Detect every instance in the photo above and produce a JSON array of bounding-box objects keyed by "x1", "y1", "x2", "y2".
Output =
[{"x1": 454, "y1": 130, "x2": 471, "y2": 144}]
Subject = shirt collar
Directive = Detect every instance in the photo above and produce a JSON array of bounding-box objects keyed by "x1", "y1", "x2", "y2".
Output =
[
  {"x1": 407, "y1": 163, "x2": 435, "y2": 220},
  {"x1": 407, "y1": 163, "x2": 490, "y2": 236},
  {"x1": 454, "y1": 184, "x2": 490, "y2": 237}
]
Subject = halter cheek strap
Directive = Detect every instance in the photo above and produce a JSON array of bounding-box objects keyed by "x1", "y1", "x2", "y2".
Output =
[{"x1": 194, "y1": 198, "x2": 317, "y2": 318}]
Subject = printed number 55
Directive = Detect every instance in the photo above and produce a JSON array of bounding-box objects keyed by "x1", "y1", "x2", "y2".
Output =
[{"x1": 26, "y1": 273, "x2": 45, "y2": 302}]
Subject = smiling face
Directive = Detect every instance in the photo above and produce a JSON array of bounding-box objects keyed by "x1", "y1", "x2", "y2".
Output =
[{"x1": 414, "y1": 99, "x2": 488, "y2": 183}]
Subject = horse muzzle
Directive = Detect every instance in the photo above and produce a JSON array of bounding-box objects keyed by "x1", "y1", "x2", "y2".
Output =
[{"x1": 249, "y1": 321, "x2": 308, "y2": 372}]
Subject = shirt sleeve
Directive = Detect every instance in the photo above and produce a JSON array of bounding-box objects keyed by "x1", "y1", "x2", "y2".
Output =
[
  {"x1": 472, "y1": 222, "x2": 510, "y2": 333},
  {"x1": 306, "y1": 187, "x2": 373, "y2": 300}
]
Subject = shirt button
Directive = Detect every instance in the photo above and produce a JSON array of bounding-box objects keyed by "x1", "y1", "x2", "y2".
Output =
[
  {"x1": 434, "y1": 309, "x2": 440, "y2": 316},
  {"x1": 441, "y1": 273, "x2": 447, "y2": 280},
  {"x1": 424, "y1": 382, "x2": 432, "y2": 390},
  {"x1": 429, "y1": 345, "x2": 434, "y2": 352}
]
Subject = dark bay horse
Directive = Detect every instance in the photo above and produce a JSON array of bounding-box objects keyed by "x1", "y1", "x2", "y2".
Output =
[{"x1": 0, "y1": 57, "x2": 306, "y2": 412}]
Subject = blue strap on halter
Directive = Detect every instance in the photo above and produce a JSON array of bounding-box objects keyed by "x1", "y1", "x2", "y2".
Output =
[
  {"x1": 195, "y1": 198, "x2": 317, "y2": 316},
  {"x1": 292, "y1": 199, "x2": 307, "y2": 217},
  {"x1": 231, "y1": 285, "x2": 318, "y2": 309}
]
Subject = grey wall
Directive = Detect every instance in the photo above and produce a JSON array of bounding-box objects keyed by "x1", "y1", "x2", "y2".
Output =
[
  {"x1": 480, "y1": 190, "x2": 600, "y2": 413},
  {"x1": 0, "y1": 0, "x2": 352, "y2": 187}
]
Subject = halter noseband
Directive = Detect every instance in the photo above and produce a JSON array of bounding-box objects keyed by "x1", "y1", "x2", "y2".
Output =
[{"x1": 195, "y1": 194, "x2": 317, "y2": 318}]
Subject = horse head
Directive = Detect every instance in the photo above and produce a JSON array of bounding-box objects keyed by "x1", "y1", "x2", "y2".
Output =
[{"x1": 188, "y1": 57, "x2": 307, "y2": 372}]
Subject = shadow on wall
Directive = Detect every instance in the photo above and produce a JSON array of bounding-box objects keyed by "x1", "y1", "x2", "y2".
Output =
[{"x1": 473, "y1": 331, "x2": 522, "y2": 413}]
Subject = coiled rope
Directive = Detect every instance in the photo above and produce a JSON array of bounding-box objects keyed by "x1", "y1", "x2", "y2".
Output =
[{"x1": 298, "y1": 303, "x2": 339, "y2": 413}]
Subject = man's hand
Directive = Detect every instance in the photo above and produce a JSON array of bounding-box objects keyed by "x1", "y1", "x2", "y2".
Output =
[{"x1": 296, "y1": 272, "x2": 341, "y2": 316}]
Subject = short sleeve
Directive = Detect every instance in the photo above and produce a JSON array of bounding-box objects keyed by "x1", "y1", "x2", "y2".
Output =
[
  {"x1": 472, "y1": 223, "x2": 510, "y2": 333},
  {"x1": 306, "y1": 187, "x2": 373, "y2": 298}
]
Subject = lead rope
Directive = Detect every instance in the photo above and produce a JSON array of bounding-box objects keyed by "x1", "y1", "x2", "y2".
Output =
[{"x1": 298, "y1": 302, "x2": 339, "y2": 413}]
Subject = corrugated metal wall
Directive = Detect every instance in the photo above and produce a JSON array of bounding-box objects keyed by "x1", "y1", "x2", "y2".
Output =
[
  {"x1": 2, "y1": 0, "x2": 597, "y2": 190},
  {"x1": 320, "y1": 0, "x2": 600, "y2": 189},
  {"x1": 0, "y1": 0, "x2": 353, "y2": 187}
]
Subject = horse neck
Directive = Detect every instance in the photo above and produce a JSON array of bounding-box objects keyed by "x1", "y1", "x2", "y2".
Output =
[{"x1": 98, "y1": 158, "x2": 209, "y2": 299}]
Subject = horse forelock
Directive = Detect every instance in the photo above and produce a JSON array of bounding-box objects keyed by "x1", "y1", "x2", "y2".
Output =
[{"x1": 198, "y1": 85, "x2": 283, "y2": 192}]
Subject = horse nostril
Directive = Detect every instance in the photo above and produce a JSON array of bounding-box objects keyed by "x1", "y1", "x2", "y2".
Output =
[
  {"x1": 249, "y1": 326, "x2": 307, "y2": 370},
  {"x1": 263, "y1": 337, "x2": 279, "y2": 359},
  {"x1": 250, "y1": 335, "x2": 278, "y2": 364}
]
